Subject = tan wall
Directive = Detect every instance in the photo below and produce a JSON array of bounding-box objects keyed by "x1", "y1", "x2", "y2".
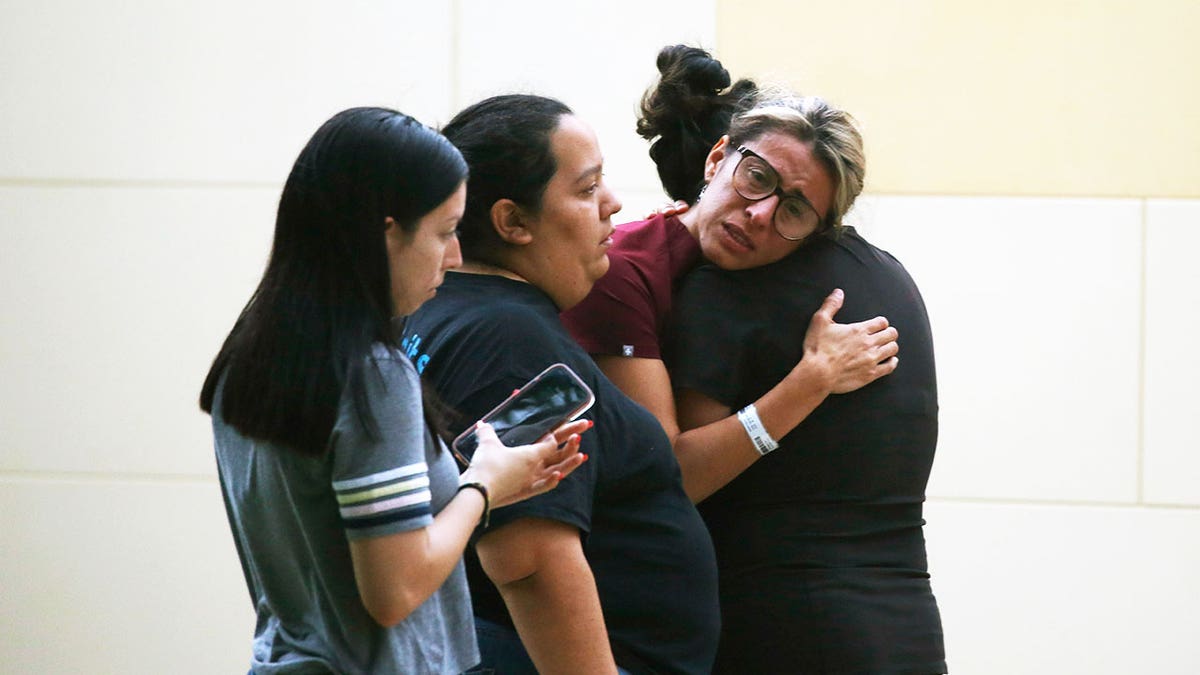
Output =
[
  {"x1": 3, "y1": 2, "x2": 1198, "y2": 673},
  {"x1": 717, "y1": 0, "x2": 1200, "y2": 197}
]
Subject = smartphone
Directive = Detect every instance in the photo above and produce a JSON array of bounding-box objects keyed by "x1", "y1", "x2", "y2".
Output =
[{"x1": 450, "y1": 363, "x2": 595, "y2": 466}]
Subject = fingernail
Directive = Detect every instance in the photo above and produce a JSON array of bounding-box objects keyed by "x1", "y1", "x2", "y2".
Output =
[
  {"x1": 581, "y1": 453, "x2": 589, "y2": 463},
  {"x1": 585, "y1": 419, "x2": 595, "y2": 429},
  {"x1": 511, "y1": 389, "x2": 520, "y2": 396}
]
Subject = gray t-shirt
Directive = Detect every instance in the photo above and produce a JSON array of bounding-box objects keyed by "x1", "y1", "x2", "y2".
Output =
[{"x1": 213, "y1": 345, "x2": 477, "y2": 674}]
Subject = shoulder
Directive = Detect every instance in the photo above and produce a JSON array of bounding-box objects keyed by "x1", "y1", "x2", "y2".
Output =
[
  {"x1": 612, "y1": 214, "x2": 662, "y2": 244},
  {"x1": 362, "y1": 344, "x2": 420, "y2": 394},
  {"x1": 611, "y1": 214, "x2": 696, "y2": 257},
  {"x1": 367, "y1": 343, "x2": 418, "y2": 375},
  {"x1": 678, "y1": 262, "x2": 751, "y2": 297},
  {"x1": 406, "y1": 275, "x2": 564, "y2": 371},
  {"x1": 463, "y1": 294, "x2": 562, "y2": 350}
]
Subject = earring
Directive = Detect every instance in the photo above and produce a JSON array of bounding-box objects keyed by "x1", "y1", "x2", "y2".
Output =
[{"x1": 696, "y1": 183, "x2": 708, "y2": 202}]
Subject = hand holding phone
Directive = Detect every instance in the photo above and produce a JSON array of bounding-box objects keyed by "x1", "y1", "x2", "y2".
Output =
[
  {"x1": 451, "y1": 363, "x2": 595, "y2": 467},
  {"x1": 461, "y1": 418, "x2": 590, "y2": 511}
]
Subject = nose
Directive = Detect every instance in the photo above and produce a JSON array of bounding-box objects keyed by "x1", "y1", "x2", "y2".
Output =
[
  {"x1": 601, "y1": 184, "x2": 623, "y2": 220},
  {"x1": 443, "y1": 234, "x2": 463, "y2": 270},
  {"x1": 744, "y1": 193, "x2": 778, "y2": 230}
]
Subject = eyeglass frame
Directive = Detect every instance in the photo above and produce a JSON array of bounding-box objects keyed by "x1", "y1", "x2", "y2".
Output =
[{"x1": 730, "y1": 145, "x2": 824, "y2": 241}]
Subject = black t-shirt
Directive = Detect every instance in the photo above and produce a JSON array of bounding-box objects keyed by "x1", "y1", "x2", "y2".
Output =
[
  {"x1": 668, "y1": 227, "x2": 947, "y2": 674},
  {"x1": 403, "y1": 272, "x2": 720, "y2": 675}
]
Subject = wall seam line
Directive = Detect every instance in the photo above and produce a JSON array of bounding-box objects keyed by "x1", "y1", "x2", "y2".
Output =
[
  {"x1": 1137, "y1": 198, "x2": 1149, "y2": 504},
  {"x1": 927, "y1": 496, "x2": 1199, "y2": 512},
  {"x1": 0, "y1": 178, "x2": 277, "y2": 190},
  {"x1": 0, "y1": 471, "x2": 215, "y2": 485},
  {"x1": 449, "y1": 0, "x2": 461, "y2": 115}
]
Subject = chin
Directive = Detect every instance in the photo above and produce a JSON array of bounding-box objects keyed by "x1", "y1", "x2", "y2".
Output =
[{"x1": 594, "y1": 253, "x2": 611, "y2": 276}]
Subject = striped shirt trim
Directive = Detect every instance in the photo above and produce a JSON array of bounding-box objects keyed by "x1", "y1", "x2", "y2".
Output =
[
  {"x1": 344, "y1": 506, "x2": 432, "y2": 530},
  {"x1": 332, "y1": 462, "x2": 427, "y2": 491},
  {"x1": 336, "y1": 475, "x2": 430, "y2": 506},
  {"x1": 334, "y1": 462, "x2": 432, "y2": 531},
  {"x1": 340, "y1": 490, "x2": 433, "y2": 518}
]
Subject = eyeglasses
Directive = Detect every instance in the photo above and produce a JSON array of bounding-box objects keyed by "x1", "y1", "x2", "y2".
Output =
[{"x1": 731, "y1": 146, "x2": 823, "y2": 241}]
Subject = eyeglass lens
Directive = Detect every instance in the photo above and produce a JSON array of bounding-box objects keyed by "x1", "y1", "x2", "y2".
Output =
[{"x1": 733, "y1": 152, "x2": 819, "y2": 240}]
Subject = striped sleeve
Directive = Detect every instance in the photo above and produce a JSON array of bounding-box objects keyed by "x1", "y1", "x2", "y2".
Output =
[
  {"x1": 333, "y1": 462, "x2": 432, "y2": 532},
  {"x1": 331, "y1": 349, "x2": 435, "y2": 540}
]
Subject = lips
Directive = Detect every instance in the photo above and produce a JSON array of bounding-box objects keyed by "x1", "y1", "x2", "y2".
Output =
[
  {"x1": 600, "y1": 227, "x2": 616, "y2": 247},
  {"x1": 721, "y1": 222, "x2": 753, "y2": 251}
]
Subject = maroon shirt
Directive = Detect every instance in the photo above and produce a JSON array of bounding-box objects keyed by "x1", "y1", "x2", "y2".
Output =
[{"x1": 561, "y1": 214, "x2": 700, "y2": 359}]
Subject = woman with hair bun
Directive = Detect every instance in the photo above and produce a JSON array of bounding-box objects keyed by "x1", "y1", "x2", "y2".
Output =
[
  {"x1": 562, "y1": 45, "x2": 898, "y2": 503},
  {"x1": 563, "y1": 46, "x2": 947, "y2": 673}
]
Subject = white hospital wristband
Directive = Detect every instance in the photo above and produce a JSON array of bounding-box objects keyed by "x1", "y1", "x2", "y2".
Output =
[{"x1": 736, "y1": 403, "x2": 779, "y2": 456}]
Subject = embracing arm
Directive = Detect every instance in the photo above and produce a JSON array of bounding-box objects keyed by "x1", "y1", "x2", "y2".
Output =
[
  {"x1": 477, "y1": 518, "x2": 617, "y2": 674},
  {"x1": 598, "y1": 348, "x2": 836, "y2": 502},
  {"x1": 597, "y1": 289, "x2": 898, "y2": 503},
  {"x1": 594, "y1": 355, "x2": 679, "y2": 440}
]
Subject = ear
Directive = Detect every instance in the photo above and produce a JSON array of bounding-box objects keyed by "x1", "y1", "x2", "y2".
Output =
[
  {"x1": 489, "y1": 199, "x2": 534, "y2": 246},
  {"x1": 383, "y1": 216, "x2": 406, "y2": 250},
  {"x1": 703, "y1": 135, "x2": 731, "y2": 183}
]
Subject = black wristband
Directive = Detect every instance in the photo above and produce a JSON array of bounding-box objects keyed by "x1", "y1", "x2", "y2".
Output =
[{"x1": 456, "y1": 481, "x2": 490, "y2": 529}]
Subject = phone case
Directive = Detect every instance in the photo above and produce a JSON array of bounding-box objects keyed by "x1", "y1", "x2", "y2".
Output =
[{"x1": 450, "y1": 363, "x2": 595, "y2": 467}]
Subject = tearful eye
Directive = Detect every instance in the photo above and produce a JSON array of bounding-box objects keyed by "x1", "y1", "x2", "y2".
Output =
[
  {"x1": 743, "y1": 165, "x2": 776, "y2": 192},
  {"x1": 783, "y1": 200, "x2": 810, "y2": 220}
]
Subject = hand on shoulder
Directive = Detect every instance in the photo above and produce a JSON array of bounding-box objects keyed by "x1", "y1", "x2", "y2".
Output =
[{"x1": 802, "y1": 289, "x2": 900, "y2": 394}]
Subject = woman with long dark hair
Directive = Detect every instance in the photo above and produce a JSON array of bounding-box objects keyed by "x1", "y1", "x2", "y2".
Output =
[{"x1": 200, "y1": 107, "x2": 585, "y2": 674}]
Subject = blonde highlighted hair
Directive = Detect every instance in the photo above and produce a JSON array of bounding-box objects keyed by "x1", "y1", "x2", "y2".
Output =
[{"x1": 728, "y1": 91, "x2": 866, "y2": 234}]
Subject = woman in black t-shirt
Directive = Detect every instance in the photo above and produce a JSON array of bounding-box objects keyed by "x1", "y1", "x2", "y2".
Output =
[
  {"x1": 403, "y1": 95, "x2": 719, "y2": 675},
  {"x1": 641, "y1": 47, "x2": 947, "y2": 673}
]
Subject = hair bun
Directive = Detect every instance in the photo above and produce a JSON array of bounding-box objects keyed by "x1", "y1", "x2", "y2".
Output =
[
  {"x1": 656, "y1": 44, "x2": 731, "y2": 97},
  {"x1": 638, "y1": 45, "x2": 757, "y2": 202}
]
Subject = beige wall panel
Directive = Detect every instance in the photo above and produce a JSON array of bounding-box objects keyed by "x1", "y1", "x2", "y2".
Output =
[
  {"x1": 925, "y1": 501, "x2": 1200, "y2": 673},
  {"x1": 0, "y1": 478, "x2": 253, "y2": 673},
  {"x1": 717, "y1": 1, "x2": 1199, "y2": 197},
  {"x1": 852, "y1": 195, "x2": 1142, "y2": 502},
  {"x1": 1144, "y1": 199, "x2": 1200, "y2": 505},
  {"x1": 0, "y1": 186, "x2": 275, "y2": 476},
  {"x1": 0, "y1": 1, "x2": 453, "y2": 183},
  {"x1": 454, "y1": 0, "x2": 717, "y2": 198}
]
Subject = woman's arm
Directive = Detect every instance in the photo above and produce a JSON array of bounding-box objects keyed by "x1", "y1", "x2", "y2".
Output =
[
  {"x1": 348, "y1": 421, "x2": 588, "y2": 627},
  {"x1": 348, "y1": 487, "x2": 492, "y2": 627},
  {"x1": 477, "y1": 518, "x2": 618, "y2": 675},
  {"x1": 593, "y1": 355, "x2": 679, "y2": 440},
  {"x1": 596, "y1": 290, "x2": 898, "y2": 502}
]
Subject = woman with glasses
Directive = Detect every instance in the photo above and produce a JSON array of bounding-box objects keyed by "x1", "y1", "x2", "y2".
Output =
[
  {"x1": 563, "y1": 46, "x2": 947, "y2": 673},
  {"x1": 562, "y1": 47, "x2": 899, "y2": 503}
]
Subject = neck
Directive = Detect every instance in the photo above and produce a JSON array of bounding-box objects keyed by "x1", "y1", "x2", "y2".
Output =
[
  {"x1": 677, "y1": 206, "x2": 702, "y2": 241},
  {"x1": 462, "y1": 258, "x2": 589, "y2": 311},
  {"x1": 455, "y1": 260, "x2": 529, "y2": 284}
]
